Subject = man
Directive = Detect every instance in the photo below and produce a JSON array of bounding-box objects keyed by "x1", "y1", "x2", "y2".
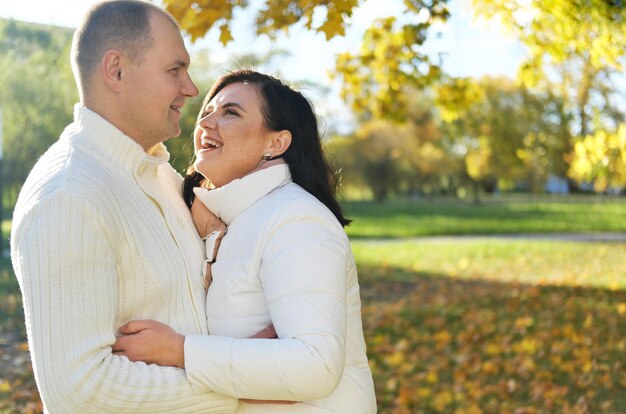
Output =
[{"x1": 10, "y1": 1, "x2": 237, "y2": 412}]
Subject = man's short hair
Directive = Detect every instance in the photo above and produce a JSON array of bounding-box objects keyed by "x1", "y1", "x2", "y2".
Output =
[{"x1": 70, "y1": 0, "x2": 178, "y2": 94}]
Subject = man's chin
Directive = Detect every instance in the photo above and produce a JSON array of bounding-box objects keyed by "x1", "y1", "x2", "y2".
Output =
[{"x1": 163, "y1": 127, "x2": 182, "y2": 141}]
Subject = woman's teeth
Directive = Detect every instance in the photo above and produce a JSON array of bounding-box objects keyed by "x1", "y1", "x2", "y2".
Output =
[{"x1": 201, "y1": 138, "x2": 222, "y2": 149}]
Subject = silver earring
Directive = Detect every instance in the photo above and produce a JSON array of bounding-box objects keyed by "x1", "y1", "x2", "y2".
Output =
[{"x1": 257, "y1": 152, "x2": 272, "y2": 168}]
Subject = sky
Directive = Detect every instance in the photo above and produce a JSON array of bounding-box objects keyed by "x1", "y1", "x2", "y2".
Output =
[{"x1": 0, "y1": 0, "x2": 526, "y2": 132}]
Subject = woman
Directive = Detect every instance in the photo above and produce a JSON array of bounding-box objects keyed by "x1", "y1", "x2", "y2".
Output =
[{"x1": 113, "y1": 70, "x2": 376, "y2": 413}]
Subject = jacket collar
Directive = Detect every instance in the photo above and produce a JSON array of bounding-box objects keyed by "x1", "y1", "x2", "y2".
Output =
[
  {"x1": 193, "y1": 163, "x2": 292, "y2": 225},
  {"x1": 64, "y1": 104, "x2": 170, "y2": 173}
]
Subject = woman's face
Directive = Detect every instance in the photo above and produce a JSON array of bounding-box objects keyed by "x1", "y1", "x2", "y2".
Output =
[{"x1": 193, "y1": 82, "x2": 274, "y2": 187}]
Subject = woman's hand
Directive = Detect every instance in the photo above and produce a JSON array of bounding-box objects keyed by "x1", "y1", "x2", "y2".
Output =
[
  {"x1": 250, "y1": 324, "x2": 278, "y2": 339},
  {"x1": 112, "y1": 320, "x2": 185, "y2": 368},
  {"x1": 192, "y1": 197, "x2": 226, "y2": 243},
  {"x1": 193, "y1": 199, "x2": 227, "y2": 291}
]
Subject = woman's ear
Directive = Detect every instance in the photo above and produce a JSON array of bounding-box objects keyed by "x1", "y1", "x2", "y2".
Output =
[
  {"x1": 101, "y1": 50, "x2": 124, "y2": 92},
  {"x1": 268, "y1": 130, "x2": 292, "y2": 157}
]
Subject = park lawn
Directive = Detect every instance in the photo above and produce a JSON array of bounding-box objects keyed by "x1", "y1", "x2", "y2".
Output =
[
  {"x1": 354, "y1": 239, "x2": 626, "y2": 413},
  {"x1": 352, "y1": 239, "x2": 626, "y2": 290},
  {"x1": 342, "y1": 196, "x2": 626, "y2": 238},
  {"x1": 1, "y1": 198, "x2": 625, "y2": 413}
]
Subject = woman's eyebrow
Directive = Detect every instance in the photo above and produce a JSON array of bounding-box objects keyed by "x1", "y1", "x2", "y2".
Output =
[{"x1": 222, "y1": 102, "x2": 246, "y2": 112}]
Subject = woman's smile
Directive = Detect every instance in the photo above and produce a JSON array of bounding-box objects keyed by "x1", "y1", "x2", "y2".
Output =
[
  {"x1": 192, "y1": 82, "x2": 278, "y2": 187},
  {"x1": 199, "y1": 136, "x2": 223, "y2": 151}
]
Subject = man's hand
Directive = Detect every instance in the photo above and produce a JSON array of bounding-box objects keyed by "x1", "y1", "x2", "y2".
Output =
[{"x1": 113, "y1": 320, "x2": 185, "y2": 368}]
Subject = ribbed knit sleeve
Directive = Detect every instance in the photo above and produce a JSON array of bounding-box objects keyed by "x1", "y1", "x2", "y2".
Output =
[{"x1": 12, "y1": 190, "x2": 236, "y2": 413}]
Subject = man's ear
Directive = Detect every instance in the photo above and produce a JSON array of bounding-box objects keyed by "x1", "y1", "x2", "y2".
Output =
[
  {"x1": 101, "y1": 50, "x2": 124, "y2": 92},
  {"x1": 268, "y1": 130, "x2": 292, "y2": 157}
]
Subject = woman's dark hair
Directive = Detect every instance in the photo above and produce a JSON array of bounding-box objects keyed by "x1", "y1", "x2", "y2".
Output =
[{"x1": 183, "y1": 69, "x2": 350, "y2": 227}]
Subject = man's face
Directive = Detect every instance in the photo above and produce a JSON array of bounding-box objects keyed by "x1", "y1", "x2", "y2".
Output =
[{"x1": 119, "y1": 11, "x2": 198, "y2": 149}]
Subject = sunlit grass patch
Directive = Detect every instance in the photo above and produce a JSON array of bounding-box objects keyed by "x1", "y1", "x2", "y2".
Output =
[{"x1": 352, "y1": 239, "x2": 626, "y2": 290}]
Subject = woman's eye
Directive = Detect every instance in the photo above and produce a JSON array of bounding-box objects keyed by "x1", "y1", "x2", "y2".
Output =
[{"x1": 225, "y1": 109, "x2": 239, "y2": 116}]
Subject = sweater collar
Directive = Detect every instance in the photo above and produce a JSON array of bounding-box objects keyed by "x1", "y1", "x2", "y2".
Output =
[
  {"x1": 193, "y1": 164, "x2": 292, "y2": 225},
  {"x1": 64, "y1": 104, "x2": 170, "y2": 171}
]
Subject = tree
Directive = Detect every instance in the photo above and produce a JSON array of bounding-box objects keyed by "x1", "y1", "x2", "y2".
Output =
[
  {"x1": 568, "y1": 124, "x2": 626, "y2": 192},
  {"x1": 330, "y1": 89, "x2": 447, "y2": 201},
  {"x1": 473, "y1": 0, "x2": 626, "y2": 135},
  {"x1": 161, "y1": 0, "x2": 626, "y2": 194},
  {"x1": 332, "y1": 121, "x2": 412, "y2": 201},
  {"x1": 437, "y1": 76, "x2": 568, "y2": 196},
  {"x1": 0, "y1": 20, "x2": 76, "y2": 206},
  {"x1": 163, "y1": 0, "x2": 450, "y2": 121},
  {"x1": 472, "y1": 0, "x2": 626, "y2": 190}
]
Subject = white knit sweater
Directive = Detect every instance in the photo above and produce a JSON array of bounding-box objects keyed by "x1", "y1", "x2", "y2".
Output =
[{"x1": 10, "y1": 105, "x2": 236, "y2": 413}]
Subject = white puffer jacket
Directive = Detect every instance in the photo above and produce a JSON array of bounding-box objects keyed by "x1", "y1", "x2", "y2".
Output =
[{"x1": 185, "y1": 164, "x2": 376, "y2": 413}]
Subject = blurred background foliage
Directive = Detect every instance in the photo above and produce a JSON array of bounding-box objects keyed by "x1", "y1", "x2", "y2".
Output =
[{"x1": 1, "y1": 0, "x2": 625, "y2": 208}]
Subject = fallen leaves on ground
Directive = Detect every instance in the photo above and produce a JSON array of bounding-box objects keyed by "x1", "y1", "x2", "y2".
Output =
[
  {"x1": 360, "y1": 266, "x2": 626, "y2": 413},
  {"x1": 0, "y1": 333, "x2": 41, "y2": 414},
  {"x1": 1, "y1": 264, "x2": 624, "y2": 413}
]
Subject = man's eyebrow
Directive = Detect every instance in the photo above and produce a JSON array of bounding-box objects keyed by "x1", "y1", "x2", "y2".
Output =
[{"x1": 171, "y1": 60, "x2": 189, "y2": 68}]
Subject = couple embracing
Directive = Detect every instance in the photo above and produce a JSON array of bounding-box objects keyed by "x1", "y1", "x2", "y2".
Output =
[{"x1": 11, "y1": 1, "x2": 376, "y2": 413}]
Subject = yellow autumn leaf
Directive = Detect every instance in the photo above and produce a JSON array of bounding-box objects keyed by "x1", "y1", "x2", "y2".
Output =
[
  {"x1": 432, "y1": 390, "x2": 453, "y2": 412},
  {"x1": 426, "y1": 370, "x2": 439, "y2": 384},
  {"x1": 513, "y1": 337, "x2": 539, "y2": 354},
  {"x1": 384, "y1": 350, "x2": 404, "y2": 367},
  {"x1": 434, "y1": 330, "x2": 452, "y2": 344},
  {"x1": 455, "y1": 404, "x2": 484, "y2": 414},
  {"x1": 417, "y1": 387, "x2": 431, "y2": 398},
  {"x1": 515, "y1": 316, "x2": 534, "y2": 329},
  {"x1": 482, "y1": 360, "x2": 499, "y2": 374},
  {"x1": 485, "y1": 342, "x2": 502, "y2": 355},
  {"x1": 316, "y1": 17, "x2": 345, "y2": 41},
  {"x1": 519, "y1": 356, "x2": 536, "y2": 373},
  {"x1": 218, "y1": 24, "x2": 233, "y2": 45}
]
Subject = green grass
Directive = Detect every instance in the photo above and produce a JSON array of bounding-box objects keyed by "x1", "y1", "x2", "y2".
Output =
[
  {"x1": 352, "y1": 239, "x2": 626, "y2": 290},
  {"x1": 343, "y1": 196, "x2": 626, "y2": 238},
  {"x1": 1, "y1": 197, "x2": 626, "y2": 413}
]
